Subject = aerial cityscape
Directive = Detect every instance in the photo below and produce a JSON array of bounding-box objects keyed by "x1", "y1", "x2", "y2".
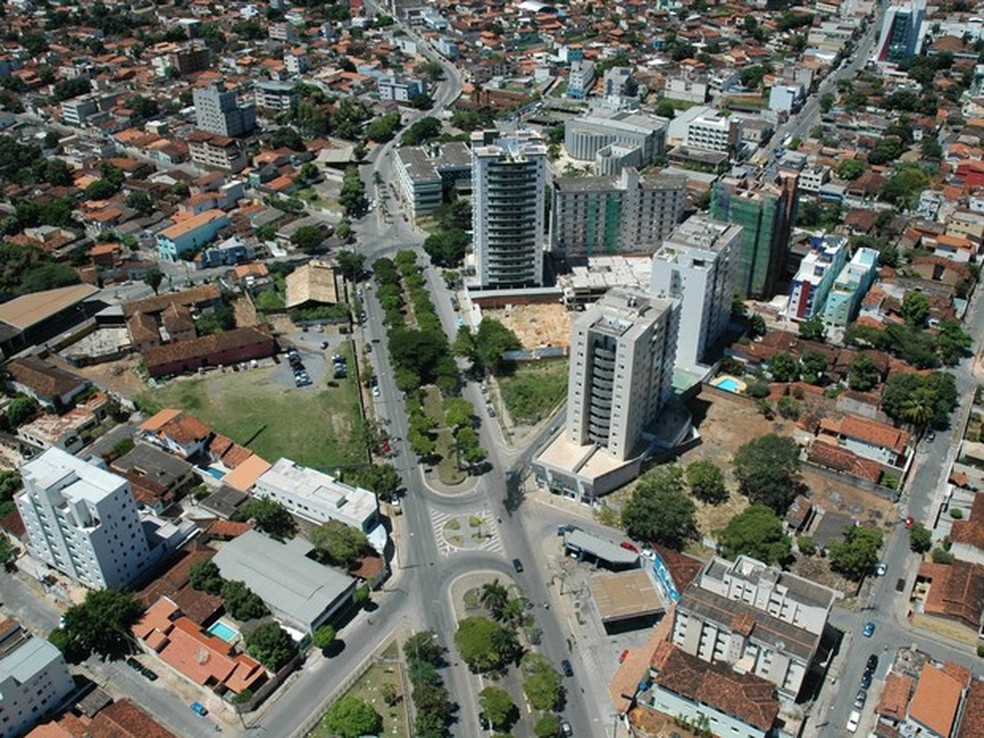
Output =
[{"x1": 0, "y1": 0, "x2": 981, "y2": 736}]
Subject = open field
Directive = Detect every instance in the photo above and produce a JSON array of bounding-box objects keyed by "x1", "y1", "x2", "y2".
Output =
[
  {"x1": 497, "y1": 359, "x2": 568, "y2": 425},
  {"x1": 136, "y1": 347, "x2": 365, "y2": 470},
  {"x1": 308, "y1": 641, "x2": 410, "y2": 738}
]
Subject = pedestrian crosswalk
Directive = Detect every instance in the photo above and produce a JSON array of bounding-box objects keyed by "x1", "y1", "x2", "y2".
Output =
[{"x1": 429, "y1": 508, "x2": 503, "y2": 557}]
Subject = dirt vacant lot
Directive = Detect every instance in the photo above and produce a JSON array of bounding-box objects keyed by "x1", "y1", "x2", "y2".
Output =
[{"x1": 484, "y1": 303, "x2": 571, "y2": 349}]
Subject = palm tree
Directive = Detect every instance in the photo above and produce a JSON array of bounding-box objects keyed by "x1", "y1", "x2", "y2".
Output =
[
  {"x1": 480, "y1": 580, "x2": 509, "y2": 620},
  {"x1": 900, "y1": 387, "x2": 936, "y2": 427},
  {"x1": 501, "y1": 598, "x2": 526, "y2": 627}
]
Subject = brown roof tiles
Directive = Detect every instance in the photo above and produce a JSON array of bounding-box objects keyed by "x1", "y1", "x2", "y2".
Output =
[
  {"x1": 5, "y1": 357, "x2": 89, "y2": 403},
  {"x1": 950, "y1": 494, "x2": 984, "y2": 552}
]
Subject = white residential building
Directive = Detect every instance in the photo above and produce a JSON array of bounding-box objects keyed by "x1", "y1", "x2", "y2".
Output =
[
  {"x1": 377, "y1": 75, "x2": 426, "y2": 102},
  {"x1": 787, "y1": 234, "x2": 850, "y2": 320},
  {"x1": 193, "y1": 82, "x2": 256, "y2": 137},
  {"x1": 16, "y1": 448, "x2": 155, "y2": 589},
  {"x1": 565, "y1": 111, "x2": 667, "y2": 162},
  {"x1": 471, "y1": 129, "x2": 548, "y2": 288},
  {"x1": 567, "y1": 288, "x2": 679, "y2": 460},
  {"x1": 686, "y1": 111, "x2": 743, "y2": 154},
  {"x1": 0, "y1": 619, "x2": 75, "y2": 738},
  {"x1": 671, "y1": 555, "x2": 838, "y2": 700},
  {"x1": 254, "y1": 458, "x2": 381, "y2": 534},
  {"x1": 650, "y1": 215, "x2": 742, "y2": 370},
  {"x1": 798, "y1": 165, "x2": 830, "y2": 194},
  {"x1": 567, "y1": 60, "x2": 595, "y2": 100}
]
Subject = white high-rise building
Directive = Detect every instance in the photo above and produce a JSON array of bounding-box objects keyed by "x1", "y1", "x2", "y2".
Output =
[
  {"x1": 650, "y1": 215, "x2": 742, "y2": 371},
  {"x1": 0, "y1": 618, "x2": 75, "y2": 738},
  {"x1": 193, "y1": 82, "x2": 256, "y2": 137},
  {"x1": 471, "y1": 130, "x2": 547, "y2": 288},
  {"x1": 16, "y1": 448, "x2": 154, "y2": 589},
  {"x1": 567, "y1": 288, "x2": 679, "y2": 460}
]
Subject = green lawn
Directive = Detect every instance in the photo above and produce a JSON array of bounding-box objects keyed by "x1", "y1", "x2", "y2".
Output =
[
  {"x1": 136, "y1": 345, "x2": 366, "y2": 470},
  {"x1": 498, "y1": 359, "x2": 569, "y2": 424},
  {"x1": 308, "y1": 641, "x2": 409, "y2": 738},
  {"x1": 421, "y1": 386, "x2": 466, "y2": 485}
]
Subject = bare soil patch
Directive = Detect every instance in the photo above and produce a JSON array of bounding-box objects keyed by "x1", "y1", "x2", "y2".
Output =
[{"x1": 484, "y1": 303, "x2": 572, "y2": 349}]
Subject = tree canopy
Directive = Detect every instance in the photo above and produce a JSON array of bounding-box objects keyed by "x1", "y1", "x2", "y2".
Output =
[
  {"x1": 61, "y1": 589, "x2": 142, "y2": 660},
  {"x1": 189, "y1": 560, "x2": 223, "y2": 595},
  {"x1": 881, "y1": 371, "x2": 957, "y2": 428},
  {"x1": 521, "y1": 653, "x2": 563, "y2": 711},
  {"x1": 455, "y1": 616, "x2": 520, "y2": 673},
  {"x1": 310, "y1": 520, "x2": 369, "y2": 567},
  {"x1": 479, "y1": 686, "x2": 515, "y2": 729},
  {"x1": 621, "y1": 465, "x2": 696, "y2": 550},
  {"x1": 221, "y1": 580, "x2": 269, "y2": 621},
  {"x1": 717, "y1": 505, "x2": 790, "y2": 564},
  {"x1": 686, "y1": 460, "x2": 727, "y2": 504},
  {"x1": 232, "y1": 498, "x2": 296, "y2": 540},
  {"x1": 733, "y1": 434, "x2": 802, "y2": 514},
  {"x1": 245, "y1": 621, "x2": 298, "y2": 671},
  {"x1": 828, "y1": 525, "x2": 883, "y2": 580}
]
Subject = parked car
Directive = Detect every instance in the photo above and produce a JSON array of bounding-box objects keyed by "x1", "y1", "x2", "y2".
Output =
[
  {"x1": 191, "y1": 702, "x2": 208, "y2": 717},
  {"x1": 854, "y1": 689, "x2": 867, "y2": 709},
  {"x1": 875, "y1": 562, "x2": 887, "y2": 577},
  {"x1": 866, "y1": 654, "x2": 879, "y2": 673},
  {"x1": 904, "y1": 516, "x2": 915, "y2": 529},
  {"x1": 863, "y1": 621, "x2": 876, "y2": 638},
  {"x1": 860, "y1": 671, "x2": 872, "y2": 689},
  {"x1": 620, "y1": 541, "x2": 639, "y2": 553},
  {"x1": 846, "y1": 710, "x2": 860, "y2": 733},
  {"x1": 561, "y1": 718, "x2": 573, "y2": 736},
  {"x1": 561, "y1": 659, "x2": 573, "y2": 677},
  {"x1": 478, "y1": 713, "x2": 491, "y2": 731},
  {"x1": 618, "y1": 649, "x2": 630, "y2": 663}
]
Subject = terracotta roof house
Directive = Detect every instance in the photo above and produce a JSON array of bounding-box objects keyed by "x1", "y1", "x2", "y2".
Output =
[
  {"x1": 136, "y1": 544, "x2": 222, "y2": 625},
  {"x1": 807, "y1": 440, "x2": 884, "y2": 483},
  {"x1": 908, "y1": 663, "x2": 966, "y2": 738},
  {"x1": 644, "y1": 641, "x2": 780, "y2": 736},
  {"x1": 917, "y1": 560, "x2": 984, "y2": 635},
  {"x1": 221, "y1": 455, "x2": 272, "y2": 493},
  {"x1": 138, "y1": 409, "x2": 212, "y2": 459},
  {"x1": 958, "y1": 678, "x2": 984, "y2": 738},
  {"x1": 88, "y1": 700, "x2": 180, "y2": 738},
  {"x1": 127, "y1": 312, "x2": 160, "y2": 351},
  {"x1": 133, "y1": 598, "x2": 266, "y2": 694},
  {"x1": 123, "y1": 284, "x2": 221, "y2": 317},
  {"x1": 877, "y1": 672, "x2": 915, "y2": 722},
  {"x1": 817, "y1": 414, "x2": 911, "y2": 468},
  {"x1": 950, "y1": 494, "x2": 984, "y2": 565},
  {"x1": 160, "y1": 303, "x2": 195, "y2": 341},
  {"x1": 4, "y1": 357, "x2": 91, "y2": 409},
  {"x1": 140, "y1": 325, "x2": 277, "y2": 378}
]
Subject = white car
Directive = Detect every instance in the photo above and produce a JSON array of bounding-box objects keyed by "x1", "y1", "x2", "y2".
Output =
[
  {"x1": 846, "y1": 710, "x2": 861, "y2": 733},
  {"x1": 372, "y1": 385, "x2": 380, "y2": 397}
]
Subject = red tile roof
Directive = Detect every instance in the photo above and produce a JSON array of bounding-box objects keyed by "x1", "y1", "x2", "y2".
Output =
[
  {"x1": 959, "y1": 679, "x2": 984, "y2": 738},
  {"x1": 807, "y1": 440, "x2": 883, "y2": 482},
  {"x1": 650, "y1": 641, "x2": 779, "y2": 731},
  {"x1": 919, "y1": 560, "x2": 984, "y2": 630},
  {"x1": 910, "y1": 663, "x2": 964, "y2": 738},
  {"x1": 950, "y1": 494, "x2": 984, "y2": 552},
  {"x1": 876, "y1": 672, "x2": 914, "y2": 721},
  {"x1": 88, "y1": 700, "x2": 179, "y2": 738}
]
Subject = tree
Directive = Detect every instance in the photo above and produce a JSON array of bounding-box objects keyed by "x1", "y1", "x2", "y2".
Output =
[
  {"x1": 848, "y1": 353, "x2": 881, "y2": 391},
  {"x1": 828, "y1": 525, "x2": 883, "y2": 580},
  {"x1": 522, "y1": 653, "x2": 563, "y2": 711},
  {"x1": 312, "y1": 624, "x2": 337, "y2": 651},
  {"x1": 621, "y1": 465, "x2": 696, "y2": 550},
  {"x1": 819, "y1": 92, "x2": 835, "y2": 114},
  {"x1": 749, "y1": 313, "x2": 766, "y2": 338},
  {"x1": 404, "y1": 630, "x2": 445, "y2": 666},
  {"x1": 422, "y1": 228, "x2": 469, "y2": 267},
  {"x1": 455, "y1": 616, "x2": 519, "y2": 672},
  {"x1": 401, "y1": 116, "x2": 442, "y2": 146},
  {"x1": 142, "y1": 268, "x2": 163, "y2": 295},
  {"x1": 937, "y1": 318, "x2": 972, "y2": 365},
  {"x1": 770, "y1": 351, "x2": 799, "y2": 382},
  {"x1": 365, "y1": 111, "x2": 401, "y2": 142},
  {"x1": 445, "y1": 398, "x2": 474, "y2": 429},
  {"x1": 246, "y1": 622, "x2": 298, "y2": 671},
  {"x1": 836, "y1": 159, "x2": 865, "y2": 180},
  {"x1": 221, "y1": 580, "x2": 269, "y2": 620},
  {"x1": 85, "y1": 178, "x2": 119, "y2": 201},
  {"x1": 335, "y1": 219, "x2": 352, "y2": 242},
  {"x1": 232, "y1": 498, "x2": 296, "y2": 540},
  {"x1": 61, "y1": 589, "x2": 142, "y2": 660},
  {"x1": 188, "y1": 560, "x2": 224, "y2": 595},
  {"x1": 2, "y1": 396, "x2": 38, "y2": 429},
  {"x1": 348, "y1": 463, "x2": 400, "y2": 498},
  {"x1": 480, "y1": 580, "x2": 510, "y2": 620},
  {"x1": 269, "y1": 126, "x2": 305, "y2": 151},
  {"x1": 0, "y1": 536, "x2": 16, "y2": 570},
  {"x1": 339, "y1": 165, "x2": 368, "y2": 218},
  {"x1": 535, "y1": 715, "x2": 562, "y2": 738},
  {"x1": 336, "y1": 250, "x2": 365, "y2": 281},
  {"x1": 717, "y1": 505, "x2": 791, "y2": 564},
  {"x1": 291, "y1": 225, "x2": 326, "y2": 253},
  {"x1": 479, "y1": 686, "x2": 515, "y2": 729},
  {"x1": 909, "y1": 522, "x2": 932, "y2": 553},
  {"x1": 685, "y1": 460, "x2": 727, "y2": 504},
  {"x1": 474, "y1": 318, "x2": 522, "y2": 375},
  {"x1": 311, "y1": 520, "x2": 369, "y2": 566},
  {"x1": 798, "y1": 315, "x2": 826, "y2": 342},
  {"x1": 901, "y1": 291, "x2": 929, "y2": 327},
  {"x1": 800, "y1": 350, "x2": 828, "y2": 384},
  {"x1": 733, "y1": 434, "x2": 802, "y2": 513},
  {"x1": 881, "y1": 371, "x2": 957, "y2": 428}
]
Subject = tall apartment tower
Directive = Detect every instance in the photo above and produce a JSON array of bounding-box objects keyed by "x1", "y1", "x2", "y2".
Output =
[
  {"x1": 710, "y1": 171, "x2": 798, "y2": 299},
  {"x1": 651, "y1": 215, "x2": 743, "y2": 371},
  {"x1": 471, "y1": 130, "x2": 547, "y2": 288},
  {"x1": 16, "y1": 448, "x2": 155, "y2": 589},
  {"x1": 550, "y1": 168, "x2": 687, "y2": 257},
  {"x1": 193, "y1": 82, "x2": 256, "y2": 137},
  {"x1": 874, "y1": 0, "x2": 927, "y2": 67},
  {"x1": 567, "y1": 288, "x2": 680, "y2": 460}
]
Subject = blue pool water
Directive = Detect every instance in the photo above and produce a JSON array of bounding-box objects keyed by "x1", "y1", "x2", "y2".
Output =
[
  {"x1": 205, "y1": 467, "x2": 224, "y2": 480},
  {"x1": 716, "y1": 377, "x2": 742, "y2": 393},
  {"x1": 207, "y1": 621, "x2": 238, "y2": 642}
]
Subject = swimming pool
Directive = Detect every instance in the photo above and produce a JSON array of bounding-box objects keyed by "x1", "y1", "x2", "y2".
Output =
[
  {"x1": 206, "y1": 621, "x2": 238, "y2": 643},
  {"x1": 711, "y1": 375, "x2": 748, "y2": 394},
  {"x1": 205, "y1": 467, "x2": 225, "y2": 480}
]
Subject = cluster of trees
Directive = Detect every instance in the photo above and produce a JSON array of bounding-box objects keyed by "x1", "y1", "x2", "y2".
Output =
[
  {"x1": 231, "y1": 498, "x2": 297, "y2": 540},
  {"x1": 51, "y1": 589, "x2": 142, "y2": 661},
  {"x1": 366, "y1": 111, "x2": 402, "y2": 142},
  {"x1": 402, "y1": 116, "x2": 442, "y2": 147},
  {"x1": 404, "y1": 631, "x2": 455, "y2": 737},
  {"x1": 880, "y1": 371, "x2": 958, "y2": 428},
  {"x1": 345, "y1": 462, "x2": 401, "y2": 499},
  {"x1": 323, "y1": 695, "x2": 382, "y2": 738},
  {"x1": 733, "y1": 434, "x2": 802, "y2": 514},
  {"x1": 0, "y1": 470, "x2": 20, "y2": 521},
  {"x1": 0, "y1": 397, "x2": 38, "y2": 433},
  {"x1": 453, "y1": 318, "x2": 522, "y2": 376},
  {"x1": 310, "y1": 520, "x2": 370, "y2": 568},
  {"x1": 450, "y1": 108, "x2": 497, "y2": 131},
  {"x1": 339, "y1": 165, "x2": 369, "y2": 218},
  {"x1": 423, "y1": 229, "x2": 470, "y2": 267},
  {"x1": 244, "y1": 621, "x2": 298, "y2": 671},
  {"x1": 827, "y1": 525, "x2": 883, "y2": 580},
  {"x1": 768, "y1": 350, "x2": 830, "y2": 385},
  {"x1": 717, "y1": 505, "x2": 790, "y2": 565},
  {"x1": 455, "y1": 616, "x2": 520, "y2": 672},
  {"x1": 0, "y1": 243, "x2": 79, "y2": 301},
  {"x1": 845, "y1": 310, "x2": 971, "y2": 369},
  {"x1": 291, "y1": 225, "x2": 328, "y2": 253},
  {"x1": 189, "y1": 560, "x2": 269, "y2": 620}
]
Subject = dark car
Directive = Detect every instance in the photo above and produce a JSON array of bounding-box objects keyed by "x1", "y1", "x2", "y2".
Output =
[
  {"x1": 860, "y1": 671, "x2": 872, "y2": 689},
  {"x1": 866, "y1": 654, "x2": 879, "y2": 673},
  {"x1": 561, "y1": 719, "x2": 573, "y2": 736},
  {"x1": 561, "y1": 659, "x2": 574, "y2": 677},
  {"x1": 478, "y1": 713, "x2": 491, "y2": 730},
  {"x1": 512, "y1": 558, "x2": 524, "y2": 573}
]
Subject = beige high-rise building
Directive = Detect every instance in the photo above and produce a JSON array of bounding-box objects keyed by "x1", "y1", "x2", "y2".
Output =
[{"x1": 567, "y1": 288, "x2": 679, "y2": 460}]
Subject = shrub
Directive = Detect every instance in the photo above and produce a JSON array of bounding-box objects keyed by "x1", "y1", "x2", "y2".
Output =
[{"x1": 950, "y1": 508, "x2": 964, "y2": 519}]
